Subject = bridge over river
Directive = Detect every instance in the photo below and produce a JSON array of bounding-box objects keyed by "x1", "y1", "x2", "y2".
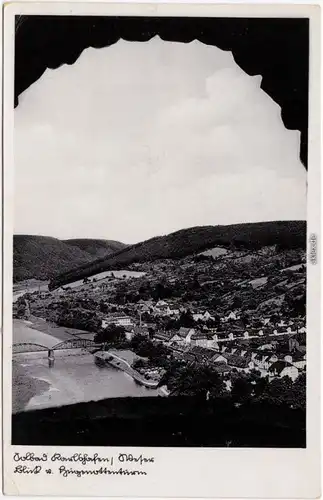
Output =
[
  {"x1": 12, "y1": 319, "x2": 163, "y2": 413},
  {"x1": 13, "y1": 336, "x2": 101, "y2": 356}
]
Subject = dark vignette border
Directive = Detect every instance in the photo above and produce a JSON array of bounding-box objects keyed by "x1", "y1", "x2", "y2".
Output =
[{"x1": 14, "y1": 15, "x2": 309, "y2": 168}]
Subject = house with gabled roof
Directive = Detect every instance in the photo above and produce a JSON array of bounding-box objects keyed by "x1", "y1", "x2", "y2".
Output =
[
  {"x1": 205, "y1": 334, "x2": 219, "y2": 350},
  {"x1": 154, "y1": 330, "x2": 174, "y2": 344},
  {"x1": 213, "y1": 364, "x2": 232, "y2": 374},
  {"x1": 191, "y1": 331, "x2": 218, "y2": 350},
  {"x1": 139, "y1": 303, "x2": 152, "y2": 313},
  {"x1": 228, "y1": 331, "x2": 243, "y2": 341},
  {"x1": 209, "y1": 332, "x2": 219, "y2": 342},
  {"x1": 132, "y1": 325, "x2": 150, "y2": 337},
  {"x1": 181, "y1": 351, "x2": 197, "y2": 363},
  {"x1": 193, "y1": 310, "x2": 215, "y2": 322},
  {"x1": 225, "y1": 311, "x2": 240, "y2": 321},
  {"x1": 170, "y1": 327, "x2": 195, "y2": 345},
  {"x1": 154, "y1": 300, "x2": 176, "y2": 317},
  {"x1": 190, "y1": 331, "x2": 208, "y2": 348},
  {"x1": 224, "y1": 353, "x2": 255, "y2": 372},
  {"x1": 257, "y1": 343, "x2": 275, "y2": 351},
  {"x1": 234, "y1": 349, "x2": 248, "y2": 358},
  {"x1": 291, "y1": 352, "x2": 306, "y2": 370},
  {"x1": 123, "y1": 324, "x2": 135, "y2": 341},
  {"x1": 102, "y1": 313, "x2": 133, "y2": 329},
  {"x1": 250, "y1": 351, "x2": 275, "y2": 370},
  {"x1": 211, "y1": 353, "x2": 228, "y2": 364},
  {"x1": 216, "y1": 332, "x2": 230, "y2": 343},
  {"x1": 269, "y1": 361, "x2": 299, "y2": 381},
  {"x1": 156, "y1": 300, "x2": 168, "y2": 308},
  {"x1": 190, "y1": 346, "x2": 216, "y2": 363}
]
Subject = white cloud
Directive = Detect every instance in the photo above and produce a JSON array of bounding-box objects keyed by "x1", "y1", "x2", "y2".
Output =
[{"x1": 14, "y1": 37, "x2": 306, "y2": 243}]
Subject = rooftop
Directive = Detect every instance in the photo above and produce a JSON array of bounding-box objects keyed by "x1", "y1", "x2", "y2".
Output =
[{"x1": 269, "y1": 360, "x2": 295, "y2": 374}]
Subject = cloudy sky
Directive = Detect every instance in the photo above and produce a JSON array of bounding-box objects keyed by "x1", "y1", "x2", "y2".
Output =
[{"x1": 14, "y1": 37, "x2": 306, "y2": 243}]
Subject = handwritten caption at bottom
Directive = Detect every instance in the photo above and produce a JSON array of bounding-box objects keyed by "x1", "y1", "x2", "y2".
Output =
[{"x1": 13, "y1": 452, "x2": 154, "y2": 478}]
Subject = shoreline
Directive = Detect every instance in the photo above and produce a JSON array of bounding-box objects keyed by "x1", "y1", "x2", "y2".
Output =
[
  {"x1": 15, "y1": 315, "x2": 95, "y2": 343},
  {"x1": 95, "y1": 351, "x2": 164, "y2": 390}
]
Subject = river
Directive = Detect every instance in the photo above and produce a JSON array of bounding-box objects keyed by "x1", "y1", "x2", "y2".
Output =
[{"x1": 12, "y1": 319, "x2": 163, "y2": 413}]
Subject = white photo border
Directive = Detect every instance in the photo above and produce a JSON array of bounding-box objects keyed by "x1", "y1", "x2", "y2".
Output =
[{"x1": 2, "y1": 2, "x2": 321, "y2": 498}]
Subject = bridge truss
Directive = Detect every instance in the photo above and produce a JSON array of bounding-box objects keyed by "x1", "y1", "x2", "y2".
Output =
[{"x1": 13, "y1": 338, "x2": 101, "y2": 354}]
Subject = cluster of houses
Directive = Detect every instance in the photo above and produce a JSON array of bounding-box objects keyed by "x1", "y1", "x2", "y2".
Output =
[
  {"x1": 136, "y1": 299, "x2": 305, "y2": 332},
  {"x1": 100, "y1": 305, "x2": 306, "y2": 382},
  {"x1": 102, "y1": 313, "x2": 134, "y2": 328},
  {"x1": 166, "y1": 334, "x2": 305, "y2": 381},
  {"x1": 138, "y1": 299, "x2": 181, "y2": 317}
]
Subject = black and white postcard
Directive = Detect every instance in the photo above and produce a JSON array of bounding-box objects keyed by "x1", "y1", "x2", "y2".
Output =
[{"x1": 2, "y1": 2, "x2": 321, "y2": 497}]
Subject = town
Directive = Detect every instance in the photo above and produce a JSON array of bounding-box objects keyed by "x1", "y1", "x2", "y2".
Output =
[{"x1": 14, "y1": 242, "x2": 306, "y2": 407}]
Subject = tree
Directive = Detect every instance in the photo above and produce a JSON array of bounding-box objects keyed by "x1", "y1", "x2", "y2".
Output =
[
  {"x1": 129, "y1": 334, "x2": 170, "y2": 367},
  {"x1": 205, "y1": 314, "x2": 221, "y2": 328},
  {"x1": 191, "y1": 276, "x2": 201, "y2": 290},
  {"x1": 152, "y1": 282, "x2": 174, "y2": 300},
  {"x1": 165, "y1": 318, "x2": 177, "y2": 331},
  {"x1": 247, "y1": 298, "x2": 257, "y2": 310},
  {"x1": 256, "y1": 376, "x2": 293, "y2": 406},
  {"x1": 251, "y1": 374, "x2": 269, "y2": 398},
  {"x1": 56, "y1": 306, "x2": 101, "y2": 332},
  {"x1": 132, "y1": 358, "x2": 147, "y2": 370},
  {"x1": 270, "y1": 313, "x2": 280, "y2": 325},
  {"x1": 99, "y1": 300, "x2": 109, "y2": 314},
  {"x1": 291, "y1": 372, "x2": 306, "y2": 409},
  {"x1": 239, "y1": 313, "x2": 250, "y2": 327},
  {"x1": 166, "y1": 364, "x2": 225, "y2": 398},
  {"x1": 141, "y1": 311, "x2": 153, "y2": 323},
  {"x1": 232, "y1": 296, "x2": 243, "y2": 309},
  {"x1": 178, "y1": 309, "x2": 195, "y2": 328},
  {"x1": 231, "y1": 375, "x2": 252, "y2": 403},
  {"x1": 94, "y1": 324, "x2": 126, "y2": 347},
  {"x1": 16, "y1": 301, "x2": 27, "y2": 318}
]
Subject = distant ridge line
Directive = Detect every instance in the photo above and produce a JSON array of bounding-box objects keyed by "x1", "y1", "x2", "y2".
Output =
[{"x1": 48, "y1": 220, "x2": 306, "y2": 290}]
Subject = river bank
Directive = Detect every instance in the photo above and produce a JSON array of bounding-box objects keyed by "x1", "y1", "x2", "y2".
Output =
[
  {"x1": 12, "y1": 360, "x2": 51, "y2": 413},
  {"x1": 15, "y1": 315, "x2": 166, "y2": 392},
  {"x1": 13, "y1": 319, "x2": 63, "y2": 348},
  {"x1": 12, "y1": 319, "x2": 164, "y2": 413},
  {"x1": 95, "y1": 351, "x2": 162, "y2": 389},
  {"x1": 14, "y1": 316, "x2": 96, "y2": 343}
]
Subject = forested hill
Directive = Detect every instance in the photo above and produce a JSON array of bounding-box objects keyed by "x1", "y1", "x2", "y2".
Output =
[
  {"x1": 49, "y1": 221, "x2": 306, "y2": 289},
  {"x1": 63, "y1": 239, "x2": 127, "y2": 258},
  {"x1": 13, "y1": 235, "x2": 126, "y2": 282}
]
